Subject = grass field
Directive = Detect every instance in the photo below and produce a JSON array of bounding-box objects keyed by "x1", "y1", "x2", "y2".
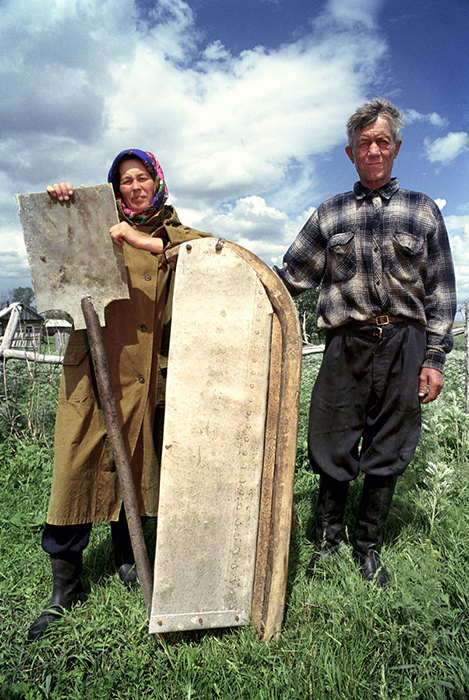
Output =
[{"x1": 0, "y1": 348, "x2": 468, "y2": 699}]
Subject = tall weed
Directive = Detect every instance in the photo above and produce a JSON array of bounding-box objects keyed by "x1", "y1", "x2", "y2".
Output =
[{"x1": 0, "y1": 358, "x2": 61, "y2": 446}]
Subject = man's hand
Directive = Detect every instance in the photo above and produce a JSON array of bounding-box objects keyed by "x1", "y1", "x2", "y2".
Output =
[{"x1": 418, "y1": 367, "x2": 443, "y2": 404}]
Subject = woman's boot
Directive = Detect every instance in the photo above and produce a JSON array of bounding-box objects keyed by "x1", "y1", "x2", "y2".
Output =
[
  {"x1": 353, "y1": 474, "x2": 397, "y2": 586},
  {"x1": 28, "y1": 553, "x2": 85, "y2": 641},
  {"x1": 306, "y1": 474, "x2": 349, "y2": 578},
  {"x1": 111, "y1": 507, "x2": 139, "y2": 588}
]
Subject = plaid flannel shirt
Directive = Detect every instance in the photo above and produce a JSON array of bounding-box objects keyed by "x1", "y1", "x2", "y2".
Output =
[{"x1": 276, "y1": 178, "x2": 456, "y2": 372}]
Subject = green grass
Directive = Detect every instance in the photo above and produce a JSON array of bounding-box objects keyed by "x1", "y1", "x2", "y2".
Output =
[{"x1": 0, "y1": 350, "x2": 468, "y2": 699}]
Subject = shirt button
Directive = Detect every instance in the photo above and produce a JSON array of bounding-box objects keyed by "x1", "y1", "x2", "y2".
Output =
[
  {"x1": 144, "y1": 274, "x2": 151, "y2": 281},
  {"x1": 138, "y1": 376, "x2": 145, "y2": 384},
  {"x1": 140, "y1": 324, "x2": 147, "y2": 333}
]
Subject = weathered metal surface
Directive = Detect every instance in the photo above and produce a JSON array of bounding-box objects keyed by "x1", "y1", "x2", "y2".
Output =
[
  {"x1": 150, "y1": 238, "x2": 273, "y2": 633},
  {"x1": 16, "y1": 184, "x2": 128, "y2": 329}
]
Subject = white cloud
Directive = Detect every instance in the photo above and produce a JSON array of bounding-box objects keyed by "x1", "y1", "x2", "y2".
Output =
[
  {"x1": 104, "y1": 27, "x2": 387, "y2": 215},
  {"x1": 320, "y1": 0, "x2": 384, "y2": 30},
  {"x1": 403, "y1": 109, "x2": 448, "y2": 128},
  {"x1": 425, "y1": 132, "x2": 469, "y2": 165},
  {"x1": 0, "y1": 246, "x2": 30, "y2": 279},
  {"x1": 188, "y1": 195, "x2": 316, "y2": 261},
  {"x1": 0, "y1": 0, "x2": 388, "y2": 294},
  {"x1": 202, "y1": 40, "x2": 231, "y2": 61},
  {"x1": 0, "y1": 238, "x2": 31, "y2": 300},
  {"x1": 10, "y1": 0, "x2": 469, "y2": 304},
  {"x1": 434, "y1": 198, "x2": 446, "y2": 210}
]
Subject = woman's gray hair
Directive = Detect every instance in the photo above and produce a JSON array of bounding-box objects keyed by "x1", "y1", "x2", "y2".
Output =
[{"x1": 346, "y1": 97, "x2": 404, "y2": 148}]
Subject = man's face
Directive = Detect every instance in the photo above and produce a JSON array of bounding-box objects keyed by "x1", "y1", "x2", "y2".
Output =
[{"x1": 345, "y1": 116, "x2": 402, "y2": 190}]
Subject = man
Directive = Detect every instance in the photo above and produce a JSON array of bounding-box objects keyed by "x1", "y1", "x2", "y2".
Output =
[{"x1": 275, "y1": 97, "x2": 456, "y2": 585}]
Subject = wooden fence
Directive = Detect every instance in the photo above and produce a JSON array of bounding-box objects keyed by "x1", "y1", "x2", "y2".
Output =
[{"x1": 0, "y1": 303, "x2": 63, "y2": 379}]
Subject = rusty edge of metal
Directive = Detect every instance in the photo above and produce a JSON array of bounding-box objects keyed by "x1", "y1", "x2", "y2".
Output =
[
  {"x1": 222, "y1": 241, "x2": 302, "y2": 642},
  {"x1": 80, "y1": 296, "x2": 154, "y2": 615}
]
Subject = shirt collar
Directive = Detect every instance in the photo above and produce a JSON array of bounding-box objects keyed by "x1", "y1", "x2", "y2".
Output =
[{"x1": 353, "y1": 177, "x2": 400, "y2": 201}]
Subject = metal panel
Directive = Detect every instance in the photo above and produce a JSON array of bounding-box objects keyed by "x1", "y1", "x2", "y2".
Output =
[
  {"x1": 150, "y1": 238, "x2": 273, "y2": 633},
  {"x1": 16, "y1": 185, "x2": 128, "y2": 329}
]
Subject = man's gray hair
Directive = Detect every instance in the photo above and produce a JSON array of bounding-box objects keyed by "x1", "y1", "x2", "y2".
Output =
[{"x1": 346, "y1": 97, "x2": 404, "y2": 148}]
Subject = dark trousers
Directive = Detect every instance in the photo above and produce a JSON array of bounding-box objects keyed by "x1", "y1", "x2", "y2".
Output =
[
  {"x1": 42, "y1": 522, "x2": 92, "y2": 556},
  {"x1": 41, "y1": 506, "x2": 144, "y2": 562},
  {"x1": 308, "y1": 321, "x2": 426, "y2": 482}
]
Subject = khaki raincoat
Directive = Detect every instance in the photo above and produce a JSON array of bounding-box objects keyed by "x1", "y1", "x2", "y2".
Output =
[{"x1": 47, "y1": 205, "x2": 212, "y2": 525}]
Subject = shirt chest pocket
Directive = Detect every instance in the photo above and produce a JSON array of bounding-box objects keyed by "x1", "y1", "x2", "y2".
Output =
[
  {"x1": 389, "y1": 231, "x2": 425, "y2": 283},
  {"x1": 326, "y1": 231, "x2": 356, "y2": 283}
]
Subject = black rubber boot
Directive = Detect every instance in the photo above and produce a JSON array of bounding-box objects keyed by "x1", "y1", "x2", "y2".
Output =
[
  {"x1": 28, "y1": 553, "x2": 85, "y2": 641},
  {"x1": 353, "y1": 474, "x2": 397, "y2": 586},
  {"x1": 306, "y1": 474, "x2": 349, "y2": 579},
  {"x1": 111, "y1": 508, "x2": 139, "y2": 588}
]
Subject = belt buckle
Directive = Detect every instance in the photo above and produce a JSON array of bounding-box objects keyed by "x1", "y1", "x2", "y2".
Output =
[{"x1": 375, "y1": 315, "x2": 390, "y2": 326}]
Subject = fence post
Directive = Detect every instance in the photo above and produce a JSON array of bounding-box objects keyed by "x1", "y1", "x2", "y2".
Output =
[
  {"x1": 465, "y1": 301, "x2": 469, "y2": 411},
  {"x1": 0, "y1": 303, "x2": 22, "y2": 381}
]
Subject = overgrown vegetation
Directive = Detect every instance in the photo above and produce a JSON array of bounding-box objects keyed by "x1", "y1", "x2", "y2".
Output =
[
  {"x1": 0, "y1": 357, "x2": 62, "y2": 446},
  {"x1": 0, "y1": 349, "x2": 468, "y2": 699},
  {"x1": 293, "y1": 288, "x2": 325, "y2": 346}
]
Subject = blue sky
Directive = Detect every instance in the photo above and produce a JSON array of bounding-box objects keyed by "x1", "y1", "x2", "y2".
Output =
[{"x1": 1, "y1": 0, "x2": 468, "y2": 313}]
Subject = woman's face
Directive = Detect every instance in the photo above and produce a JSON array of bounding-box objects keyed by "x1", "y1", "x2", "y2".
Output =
[{"x1": 118, "y1": 158, "x2": 155, "y2": 211}]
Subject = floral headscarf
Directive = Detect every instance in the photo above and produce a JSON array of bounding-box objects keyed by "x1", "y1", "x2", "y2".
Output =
[{"x1": 107, "y1": 149, "x2": 169, "y2": 225}]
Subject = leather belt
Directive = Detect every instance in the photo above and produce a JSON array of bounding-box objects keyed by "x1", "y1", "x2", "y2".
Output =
[
  {"x1": 346, "y1": 315, "x2": 407, "y2": 339},
  {"x1": 347, "y1": 315, "x2": 406, "y2": 327}
]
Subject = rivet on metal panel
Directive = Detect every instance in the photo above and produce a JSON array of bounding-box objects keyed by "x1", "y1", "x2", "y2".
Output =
[
  {"x1": 186, "y1": 243, "x2": 192, "y2": 252},
  {"x1": 198, "y1": 618, "x2": 204, "y2": 625},
  {"x1": 235, "y1": 615, "x2": 240, "y2": 622},
  {"x1": 158, "y1": 620, "x2": 163, "y2": 626}
]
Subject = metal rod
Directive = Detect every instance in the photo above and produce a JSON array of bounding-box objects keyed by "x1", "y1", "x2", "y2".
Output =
[{"x1": 80, "y1": 296, "x2": 153, "y2": 613}]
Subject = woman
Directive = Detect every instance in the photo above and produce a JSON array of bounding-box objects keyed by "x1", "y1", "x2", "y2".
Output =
[{"x1": 28, "y1": 150, "x2": 212, "y2": 641}]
